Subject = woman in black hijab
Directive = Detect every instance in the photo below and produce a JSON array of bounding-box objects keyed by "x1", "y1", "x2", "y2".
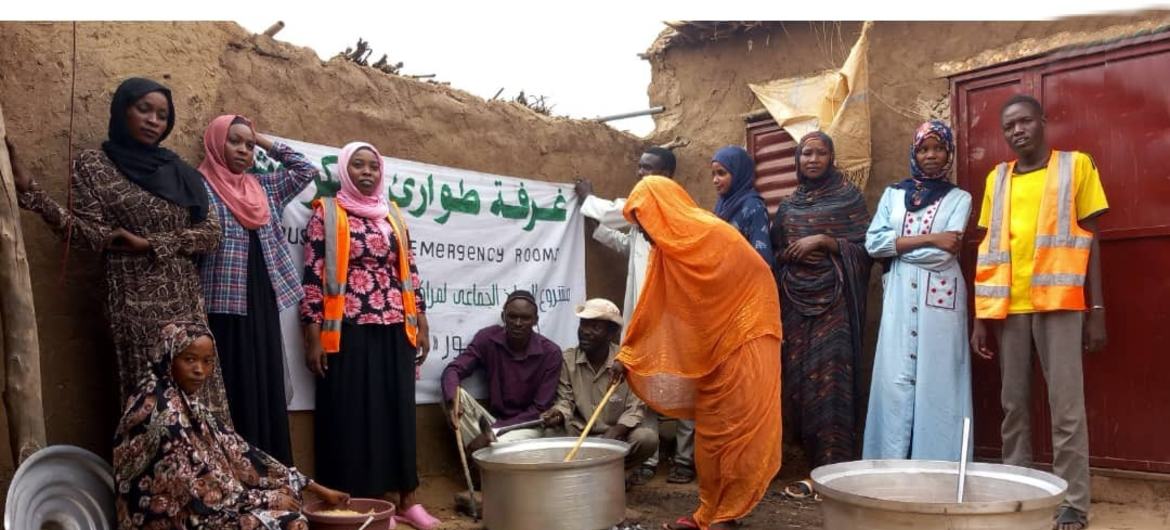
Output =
[
  {"x1": 770, "y1": 131, "x2": 872, "y2": 498},
  {"x1": 12, "y1": 77, "x2": 232, "y2": 421}
]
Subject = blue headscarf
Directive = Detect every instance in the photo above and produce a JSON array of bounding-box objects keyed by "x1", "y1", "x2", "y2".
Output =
[
  {"x1": 893, "y1": 120, "x2": 956, "y2": 212},
  {"x1": 712, "y1": 145, "x2": 764, "y2": 221}
]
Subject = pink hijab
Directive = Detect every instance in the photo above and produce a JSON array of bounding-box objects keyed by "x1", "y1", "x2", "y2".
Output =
[
  {"x1": 336, "y1": 141, "x2": 393, "y2": 237},
  {"x1": 198, "y1": 115, "x2": 271, "y2": 230}
]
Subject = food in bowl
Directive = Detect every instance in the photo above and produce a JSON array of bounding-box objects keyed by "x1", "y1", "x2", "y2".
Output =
[{"x1": 314, "y1": 508, "x2": 375, "y2": 516}]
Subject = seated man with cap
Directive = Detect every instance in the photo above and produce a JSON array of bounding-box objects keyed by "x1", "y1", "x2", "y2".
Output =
[
  {"x1": 442, "y1": 289, "x2": 563, "y2": 452},
  {"x1": 541, "y1": 298, "x2": 659, "y2": 473}
]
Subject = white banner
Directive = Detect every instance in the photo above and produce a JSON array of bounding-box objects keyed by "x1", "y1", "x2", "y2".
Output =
[{"x1": 256, "y1": 137, "x2": 585, "y2": 409}]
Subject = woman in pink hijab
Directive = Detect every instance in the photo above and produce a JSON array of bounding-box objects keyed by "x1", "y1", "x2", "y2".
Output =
[
  {"x1": 300, "y1": 142, "x2": 436, "y2": 529},
  {"x1": 197, "y1": 115, "x2": 318, "y2": 466}
]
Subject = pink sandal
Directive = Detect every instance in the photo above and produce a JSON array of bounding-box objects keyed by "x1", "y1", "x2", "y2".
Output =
[{"x1": 395, "y1": 504, "x2": 441, "y2": 530}]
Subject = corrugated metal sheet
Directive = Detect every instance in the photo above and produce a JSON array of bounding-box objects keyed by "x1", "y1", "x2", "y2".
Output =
[{"x1": 746, "y1": 117, "x2": 798, "y2": 218}]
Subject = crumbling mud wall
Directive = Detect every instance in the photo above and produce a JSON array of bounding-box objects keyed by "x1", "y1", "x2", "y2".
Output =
[
  {"x1": 0, "y1": 21, "x2": 646, "y2": 482},
  {"x1": 643, "y1": 14, "x2": 1170, "y2": 434}
]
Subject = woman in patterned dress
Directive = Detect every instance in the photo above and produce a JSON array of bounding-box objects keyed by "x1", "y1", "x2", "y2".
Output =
[
  {"x1": 770, "y1": 131, "x2": 872, "y2": 497},
  {"x1": 114, "y1": 322, "x2": 348, "y2": 530},
  {"x1": 300, "y1": 142, "x2": 437, "y2": 529},
  {"x1": 13, "y1": 77, "x2": 231, "y2": 421}
]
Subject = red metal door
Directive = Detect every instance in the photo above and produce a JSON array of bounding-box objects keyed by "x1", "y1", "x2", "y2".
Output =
[{"x1": 951, "y1": 32, "x2": 1170, "y2": 473}]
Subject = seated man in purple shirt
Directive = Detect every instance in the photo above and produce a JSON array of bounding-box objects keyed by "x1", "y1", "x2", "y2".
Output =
[{"x1": 442, "y1": 290, "x2": 563, "y2": 452}]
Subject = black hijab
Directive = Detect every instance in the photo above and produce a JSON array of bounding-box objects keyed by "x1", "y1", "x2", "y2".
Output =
[
  {"x1": 791, "y1": 130, "x2": 847, "y2": 203},
  {"x1": 101, "y1": 78, "x2": 209, "y2": 223}
]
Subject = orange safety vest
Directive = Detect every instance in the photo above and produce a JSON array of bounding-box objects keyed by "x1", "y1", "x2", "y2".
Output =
[
  {"x1": 974, "y1": 151, "x2": 1093, "y2": 319},
  {"x1": 314, "y1": 197, "x2": 420, "y2": 352}
]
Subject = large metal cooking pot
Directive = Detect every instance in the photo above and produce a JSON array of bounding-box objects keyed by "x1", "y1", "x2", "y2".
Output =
[
  {"x1": 811, "y1": 459, "x2": 1068, "y2": 530},
  {"x1": 472, "y1": 437, "x2": 629, "y2": 530}
]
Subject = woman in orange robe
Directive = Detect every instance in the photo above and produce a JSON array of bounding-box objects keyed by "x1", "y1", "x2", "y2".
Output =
[{"x1": 613, "y1": 176, "x2": 783, "y2": 530}]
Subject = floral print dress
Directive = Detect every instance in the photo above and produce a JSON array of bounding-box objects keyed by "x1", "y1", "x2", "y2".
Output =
[
  {"x1": 299, "y1": 210, "x2": 425, "y2": 325},
  {"x1": 114, "y1": 323, "x2": 310, "y2": 530}
]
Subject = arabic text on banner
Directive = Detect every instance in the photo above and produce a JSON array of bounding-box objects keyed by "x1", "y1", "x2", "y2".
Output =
[{"x1": 257, "y1": 137, "x2": 585, "y2": 409}]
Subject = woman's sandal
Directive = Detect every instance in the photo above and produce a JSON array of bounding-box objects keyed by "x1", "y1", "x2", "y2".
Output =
[
  {"x1": 395, "y1": 504, "x2": 441, "y2": 530},
  {"x1": 662, "y1": 515, "x2": 700, "y2": 529},
  {"x1": 783, "y1": 479, "x2": 816, "y2": 500}
]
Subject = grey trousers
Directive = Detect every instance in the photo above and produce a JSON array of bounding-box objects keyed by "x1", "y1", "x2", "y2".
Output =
[
  {"x1": 645, "y1": 417, "x2": 695, "y2": 468},
  {"x1": 997, "y1": 311, "x2": 1091, "y2": 513}
]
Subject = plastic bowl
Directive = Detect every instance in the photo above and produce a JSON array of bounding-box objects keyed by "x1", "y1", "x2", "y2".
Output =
[{"x1": 303, "y1": 498, "x2": 395, "y2": 530}]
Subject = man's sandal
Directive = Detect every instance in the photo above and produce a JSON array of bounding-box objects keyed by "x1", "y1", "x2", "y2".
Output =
[
  {"x1": 1054, "y1": 506, "x2": 1088, "y2": 530},
  {"x1": 667, "y1": 463, "x2": 696, "y2": 484}
]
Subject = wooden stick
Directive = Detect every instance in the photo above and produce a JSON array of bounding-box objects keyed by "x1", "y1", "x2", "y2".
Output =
[
  {"x1": 452, "y1": 389, "x2": 479, "y2": 519},
  {"x1": 563, "y1": 381, "x2": 619, "y2": 462}
]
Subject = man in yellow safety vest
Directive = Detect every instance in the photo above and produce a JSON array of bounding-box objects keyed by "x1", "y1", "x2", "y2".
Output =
[{"x1": 971, "y1": 94, "x2": 1108, "y2": 530}]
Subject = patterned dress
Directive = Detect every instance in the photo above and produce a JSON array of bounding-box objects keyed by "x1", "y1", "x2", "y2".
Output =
[
  {"x1": 727, "y1": 197, "x2": 775, "y2": 268},
  {"x1": 300, "y1": 211, "x2": 425, "y2": 325},
  {"x1": 771, "y1": 174, "x2": 872, "y2": 468},
  {"x1": 18, "y1": 149, "x2": 230, "y2": 420},
  {"x1": 301, "y1": 208, "x2": 426, "y2": 497},
  {"x1": 115, "y1": 323, "x2": 309, "y2": 530}
]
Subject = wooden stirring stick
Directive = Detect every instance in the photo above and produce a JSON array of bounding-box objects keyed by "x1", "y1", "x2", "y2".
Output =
[
  {"x1": 563, "y1": 380, "x2": 620, "y2": 462},
  {"x1": 452, "y1": 388, "x2": 479, "y2": 519}
]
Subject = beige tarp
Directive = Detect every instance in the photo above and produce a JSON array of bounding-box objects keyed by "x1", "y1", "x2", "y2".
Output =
[{"x1": 749, "y1": 21, "x2": 873, "y2": 190}]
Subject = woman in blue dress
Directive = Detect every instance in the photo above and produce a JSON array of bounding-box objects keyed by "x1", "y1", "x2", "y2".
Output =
[
  {"x1": 711, "y1": 145, "x2": 774, "y2": 267},
  {"x1": 863, "y1": 120, "x2": 973, "y2": 461}
]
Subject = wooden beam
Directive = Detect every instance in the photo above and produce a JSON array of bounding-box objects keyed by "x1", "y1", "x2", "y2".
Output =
[{"x1": 0, "y1": 102, "x2": 48, "y2": 464}]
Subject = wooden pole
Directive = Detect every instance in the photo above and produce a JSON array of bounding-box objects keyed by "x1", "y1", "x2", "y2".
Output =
[{"x1": 0, "y1": 102, "x2": 48, "y2": 464}]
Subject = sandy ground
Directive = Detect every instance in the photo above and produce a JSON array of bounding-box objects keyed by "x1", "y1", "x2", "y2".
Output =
[
  {"x1": 410, "y1": 470, "x2": 824, "y2": 530},
  {"x1": 402, "y1": 463, "x2": 1170, "y2": 530}
]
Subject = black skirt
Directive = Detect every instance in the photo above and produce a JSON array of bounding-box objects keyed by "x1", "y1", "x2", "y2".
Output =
[
  {"x1": 208, "y1": 230, "x2": 293, "y2": 465},
  {"x1": 315, "y1": 322, "x2": 419, "y2": 497}
]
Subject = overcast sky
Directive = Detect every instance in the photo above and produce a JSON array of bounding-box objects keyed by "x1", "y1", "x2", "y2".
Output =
[
  {"x1": 234, "y1": 11, "x2": 666, "y2": 136},
  {"x1": 9, "y1": 1, "x2": 1170, "y2": 138}
]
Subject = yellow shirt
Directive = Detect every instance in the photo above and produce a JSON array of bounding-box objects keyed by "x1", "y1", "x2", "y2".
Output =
[{"x1": 977, "y1": 151, "x2": 1109, "y2": 314}]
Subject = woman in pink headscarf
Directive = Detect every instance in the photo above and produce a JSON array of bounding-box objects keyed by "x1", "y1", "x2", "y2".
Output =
[
  {"x1": 197, "y1": 115, "x2": 318, "y2": 466},
  {"x1": 300, "y1": 142, "x2": 436, "y2": 529}
]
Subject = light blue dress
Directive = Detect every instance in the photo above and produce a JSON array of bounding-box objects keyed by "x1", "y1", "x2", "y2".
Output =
[{"x1": 862, "y1": 186, "x2": 974, "y2": 461}]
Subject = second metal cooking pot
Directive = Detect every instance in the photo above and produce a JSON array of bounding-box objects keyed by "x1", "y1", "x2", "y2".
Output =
[{"x1": 472, "y1": 437, "x2": 629, "y2": 530}]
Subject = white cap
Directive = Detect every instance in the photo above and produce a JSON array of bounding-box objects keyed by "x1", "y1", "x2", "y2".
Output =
[{"x1": 574, "y1": 298, "x2": 623, "y2": 326}]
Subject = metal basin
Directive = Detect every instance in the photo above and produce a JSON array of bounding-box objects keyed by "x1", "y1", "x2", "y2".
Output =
[
  {"x1": 472, "y1": 437, "x2": 629, "y2": 530},
  {"x1": 811, "y1": 460, "x2": 1068, "y2": 530}
]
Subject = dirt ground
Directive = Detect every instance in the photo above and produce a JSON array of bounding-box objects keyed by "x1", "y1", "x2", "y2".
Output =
[
  {"x1": 410, "y1": 459, "x2": 824, "y2": 530},
  {"x1": 408, "y1": 473, "x2": 1169, "y2": 530},
  {"x1": 396, "y1": 446, "x2": 1170, "y2": 530}
]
